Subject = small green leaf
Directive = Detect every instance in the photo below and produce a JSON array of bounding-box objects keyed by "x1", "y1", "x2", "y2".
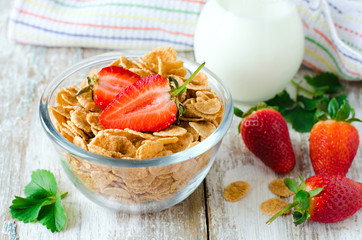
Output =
[
  {"x1": 295, "y1": 190, "x2": 309, "y2": 203},
  {"x1": 335, "y1": 94, "x2": 347, "y2": 106},
  {"x1": 308, "y1": 187, "x2": 324, "y2": 197},
  {"x1": 297, "y1": 95, "x2": 324, "y2": 111},
  {"x1": 293, "y1": 211, "x2": 303, "y2": 223},
  {"x1": 38, "y1": 193, "x2": 67, "y2": 233},
  {"x1": 335, "y1": 100, "x2": 351, "y2": 121},
  {"x1": 233, "y1": 106, "x2": 244, "y2": 118},
  {"x1": 284, "y1": 179, "x2": 299, "y2": 193},
  {"x1": 9, "y1": 196, "x2": 51, "y2": 223},
  {"x1": 265, "y1": 90, "x2": 295, "y2": 113},
  {"x1": 24, "y1": 170, "x2": 57, "y2": 199},
  {"x1": 299, "y1": 176, "x2": 306, "y2": 190},
  {"x1": 313, "y1": 109, "x2": 327, "y2": 123},
  {"x1": 304, "y1": 73, "x2": 344, "y2": 94},
  {"x1": 327, "y1": 98, "x2": 339, "y2": 119},
  {"x1": 301, "y1": 198, "x2": 310, "y2": 210},
  {"x1": 283, "y1": 105, "x2": 316, "y2": 132}
]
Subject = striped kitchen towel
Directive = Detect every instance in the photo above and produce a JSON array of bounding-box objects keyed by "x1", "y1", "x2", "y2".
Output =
[
  {"x1": 297, "y1": 0, "x2": 362, "y2": 80},
  {"x1": 8, "y1": 0, "x2": 205, "y2": 51},
  {"x1": 8, "y1": 0, "x2": 362, "y2": 80}
]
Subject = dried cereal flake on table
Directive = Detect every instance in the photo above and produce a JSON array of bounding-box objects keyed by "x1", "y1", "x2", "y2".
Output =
[
  {"x1": 189, "y1": 122, "x2": 217, "y2": 139},
  {"x1": 153, "y1": 125, "x2": 187, "y2": 137},
  {"x1": 136, "y1": 140, "x2": 164, "y2": 159},
  {"x1": 269, "y1": 179, "x2": 294, "y2": 198},
  {"x1": 224, "y1": 181, "x2": 250, "y2": 202},
  {"x1": 260, "y1": 198, "x2": 290, "y2": 216}
]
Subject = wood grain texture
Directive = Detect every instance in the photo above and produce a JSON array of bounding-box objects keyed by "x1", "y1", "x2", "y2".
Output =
[
  {"x1": 0, "y1": 1, "x2": 207, "y2": 238},
  {"x1": 206, "y1": 68, "x2": 362, "y2": 240},
  {"x1": 1, "y1": 0, "x2": 362, "y2": 239}
]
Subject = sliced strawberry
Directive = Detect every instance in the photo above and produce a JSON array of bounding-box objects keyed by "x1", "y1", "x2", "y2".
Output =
[
  {"x1": 99, "y1": 74, "x2": 178, "y2": 132},
  {"x1": 93, "y1": 66, "x2": 141, "y2": 109}
]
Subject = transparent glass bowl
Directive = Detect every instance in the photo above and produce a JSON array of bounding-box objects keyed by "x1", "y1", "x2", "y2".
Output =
[{"x1": 39, "y1": 51, "x2": 233, "y2": 213}]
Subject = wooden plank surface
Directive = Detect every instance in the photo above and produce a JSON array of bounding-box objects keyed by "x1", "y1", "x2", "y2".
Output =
[
  {"x1": 1, "y1": 0, "x2": 362, "y2": 239},
  {"x1": 205, "y1": 69, "x2": 362, "y2": 240},
  {"x1": 0, "y1": 1, "x2": 207, "y2": 238}
]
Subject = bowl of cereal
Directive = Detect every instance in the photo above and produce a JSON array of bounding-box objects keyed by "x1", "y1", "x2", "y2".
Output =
[{"x1": 39, "y1": 47, "x2": 233, "y2": 213}]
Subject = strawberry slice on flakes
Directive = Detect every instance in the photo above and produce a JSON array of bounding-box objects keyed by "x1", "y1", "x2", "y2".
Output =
[
  {"x1": 76, "y1": 66, "x2": 141, "y2": 110},
  {"x1": 99, "y1": 63, "x2": 205, "y2": 132}
]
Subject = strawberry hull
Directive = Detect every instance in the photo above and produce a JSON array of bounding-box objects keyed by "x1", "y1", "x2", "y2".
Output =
[{"x1": 306, "y1": 175, "x2": 362, "y2": 223}]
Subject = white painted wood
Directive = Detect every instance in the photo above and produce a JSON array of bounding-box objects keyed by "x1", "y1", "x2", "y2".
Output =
[
  {"x1": 1, "y1": 0, "x2": 362, "y2": 239},
  {"x1": 206, "y1": 67, "x2": 362, "y2": 240}
]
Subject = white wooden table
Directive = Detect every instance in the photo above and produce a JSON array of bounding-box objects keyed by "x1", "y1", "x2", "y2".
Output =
[{"x1": 1, "y1": 1, "x2": 361, "y2": 239}]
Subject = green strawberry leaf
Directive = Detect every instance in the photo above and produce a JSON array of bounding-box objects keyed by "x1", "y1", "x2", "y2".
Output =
[
  {"x1": 265, "y1": 90, "x2": 295, "y2": 113},
  {"x1": 38, "y1": 193, "x2": 67, "y2": 233},
  {"x1": 24, "y1": 169, "x2": 58, "y2": 199},
  {"x1": 284, "y1": 179, "x2": 299, "y2": 193},
  {"x1": 301, "y1": 198, "x2": 310, "y2": 210},
  {"x1": 295, "y1": 190, "x2": 309, "y2": 203},
  {"x1": 308, "y1": 187, "x2": 324, "y2": 197},
  {"x1": 233, "y1": 106, "x2": 244, "y2": 118},
  {"x1": 283, "y1": 105, "x2": 316, "y2": 132},
  {"x1": 297, "y1": 95, "x2": 329, "y2": 111},
  {"x1": 304, "y1": 73, "x2": 344, "y2": 94},
  {"x1": 327, "y1": 98, "x2": 339, "y2": 119},
  {"x1": 9, "y1": 196, "x2": 51, "y2": 223},
  {"x1": 9, "y1": 169, "x2": 68, "y2": 233},
  {"x1": 335, "y1": 100, "x2": 351, "y2": 121}
]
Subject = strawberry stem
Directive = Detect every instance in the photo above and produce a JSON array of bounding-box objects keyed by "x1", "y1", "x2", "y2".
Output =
[
  {"x1": 266, "y1": 202, "x2": 299, "y2": 225},
  {"x1": 291, "y1": 80, "x2": 315, "y2": 96},
  {"x1": 170, "y1": 62, "x2": 205, "y2": 97}
]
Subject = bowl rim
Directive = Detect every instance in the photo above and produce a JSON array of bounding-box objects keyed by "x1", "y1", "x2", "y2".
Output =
[{"x1": 39, "y1": 51, "x2": 233, "y2": 168}]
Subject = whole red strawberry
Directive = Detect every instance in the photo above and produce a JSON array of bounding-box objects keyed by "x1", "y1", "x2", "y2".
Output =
[
  {"x1": 267, "y1": 175, "x2": 362, "y2": 225},
  {"x1": 310, "y1": 98, "x2": 360, "y2": 176},
  {"x1": 99, "y1": 63, "x2": 205, "y2": 132},
  {"x1": 234, "y1": 104, "x2": 295, "y2": 174}
]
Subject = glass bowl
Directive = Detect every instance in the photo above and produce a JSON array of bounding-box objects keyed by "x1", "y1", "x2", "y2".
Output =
[{"x1": 39, "y1": 51, "x2": 233, "y2": 213}]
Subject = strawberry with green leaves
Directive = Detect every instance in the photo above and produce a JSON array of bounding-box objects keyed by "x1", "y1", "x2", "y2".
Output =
[
  {"x1": 310, "y1": 98, "x2": 360, "y2": 176},
  {"x1": 76, "y1": 66, "x2": 141, "y2": 110},
  {"x1": 267, "y1": 175, "x2": 362, "y2": 225},
  {"x1": 99, "y1": 63, "x2": 205, "y2": 132},
  {"x1": 234, "y1": 104, "x2": 295, "y2": 174}
]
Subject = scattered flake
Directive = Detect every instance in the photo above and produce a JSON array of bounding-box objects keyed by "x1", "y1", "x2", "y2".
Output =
[
  {"x1": 269, "y1": 179, "x2": 295, "y2": 198},
  {"x1": 224, "y1": 181, "x2": 250, "y2": 202},
  {"x1": 260, "y1": 198, "x2": 290, "y2": 216}
]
